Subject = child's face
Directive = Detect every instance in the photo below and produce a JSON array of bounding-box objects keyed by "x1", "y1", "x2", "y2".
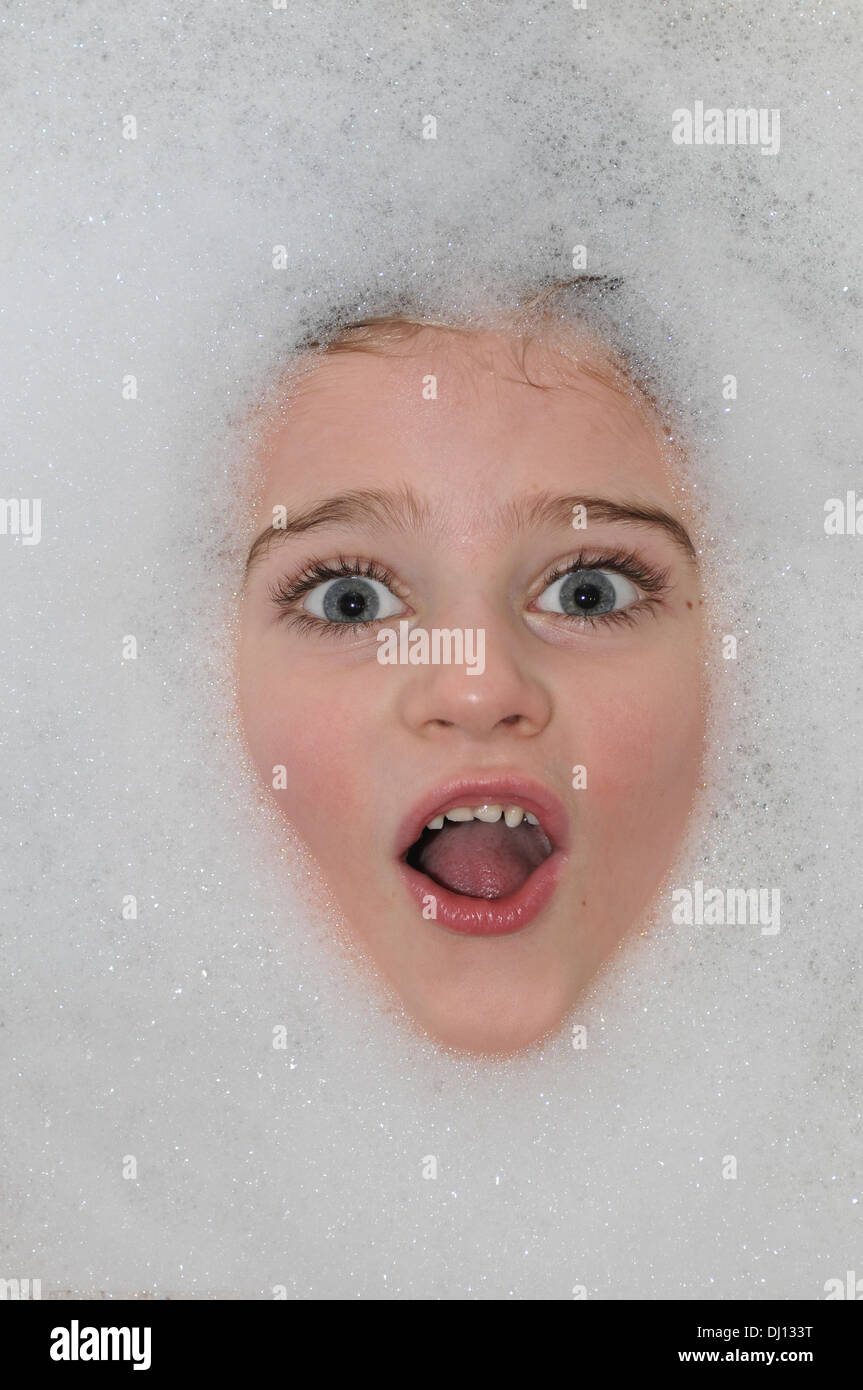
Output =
[{"x1": 237, "y1": 327, "x2": 705, "y2": 1055}]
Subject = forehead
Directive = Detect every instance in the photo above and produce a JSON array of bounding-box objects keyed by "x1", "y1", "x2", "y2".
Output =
[{"x1": 253, "y1": 327, "x2": 679, "y2": 511}]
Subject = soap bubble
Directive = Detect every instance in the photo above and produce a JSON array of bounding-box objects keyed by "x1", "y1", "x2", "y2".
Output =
[{"x1": 1, "y1": 0, "x2": 860, "y2": 1298}]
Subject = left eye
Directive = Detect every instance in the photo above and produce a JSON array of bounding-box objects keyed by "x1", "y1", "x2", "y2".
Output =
[
  {"x1": 535, "y1": 567, "x2": 639, "y2": 617},
  {"x1": 303, "y1": 575, "x2": 404, "y2": 625}
]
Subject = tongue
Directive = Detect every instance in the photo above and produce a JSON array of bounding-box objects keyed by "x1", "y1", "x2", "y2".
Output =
[{"x1": 417, "y1": 819, "x2": 549, "y2": 900}]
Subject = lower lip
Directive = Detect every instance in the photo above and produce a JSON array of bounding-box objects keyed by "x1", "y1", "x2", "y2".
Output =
[{"x1": 398, "y1": 849, "x2": 567, "y2": 937}]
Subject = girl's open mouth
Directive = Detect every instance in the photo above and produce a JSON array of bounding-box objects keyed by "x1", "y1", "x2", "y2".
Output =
[
  {"x1": 407, "y1": 807, "x2": 553, "y2": 899},
  {"x1": 396, "y1": 780, "x2": 569, "y2": 936}
]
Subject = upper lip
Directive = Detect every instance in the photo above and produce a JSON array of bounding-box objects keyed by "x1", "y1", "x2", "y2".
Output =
[{"x1": 395, "y1": 773, "x2": 571, "y2": 860}]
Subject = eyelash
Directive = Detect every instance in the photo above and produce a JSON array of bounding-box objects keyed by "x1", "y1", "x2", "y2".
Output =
[
  {"x1": 268, "y1": 556, "x2": 401, "y2": 639},
  {"x1": 540, "y1": 548, "x2": 671, "y2": 631},
  {"x1": 268, "y1": 549, "x2": 671, "y2": 637}
]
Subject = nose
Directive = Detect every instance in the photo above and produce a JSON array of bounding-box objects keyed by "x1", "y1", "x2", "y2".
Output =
[{"x1": 396, "y1": 617, "x2": 553, "y2": 741}]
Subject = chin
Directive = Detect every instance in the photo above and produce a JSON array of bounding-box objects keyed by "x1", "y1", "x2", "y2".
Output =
[{"x1": 396, "y1": 966, "x2": 580, "y2": 1058}]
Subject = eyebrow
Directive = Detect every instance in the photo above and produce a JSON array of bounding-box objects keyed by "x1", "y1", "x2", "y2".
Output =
[{"x1": 244, "y1": 485, "x2": 697, "y2": 573}]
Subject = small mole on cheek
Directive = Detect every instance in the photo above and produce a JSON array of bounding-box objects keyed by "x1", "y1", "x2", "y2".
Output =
[{"x1": 686, "y1": 601, "x2": 693, "y2": 609}]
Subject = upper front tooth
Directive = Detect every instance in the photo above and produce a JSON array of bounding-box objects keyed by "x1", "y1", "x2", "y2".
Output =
[{"x1": 438, "y1": 803, "x2": 534, "y2": 826}]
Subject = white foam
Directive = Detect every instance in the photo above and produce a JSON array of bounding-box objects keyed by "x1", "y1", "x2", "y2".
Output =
[{"x1": 1, "y1": 0, "x2": 861, "y2": 1298}]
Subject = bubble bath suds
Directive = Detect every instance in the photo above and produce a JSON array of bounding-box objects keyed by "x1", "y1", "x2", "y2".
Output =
[{"x1": 1, "y1": 1, "x2": 860, "y2": 1297}]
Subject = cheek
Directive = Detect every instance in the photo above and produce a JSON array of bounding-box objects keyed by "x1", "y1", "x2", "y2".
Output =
[
  {"x1": 577, "y1": 652, "x2": 704, "y2": 852},
  {"x1": 237, "y1": 651, "x2": 377, "y2": 845}
]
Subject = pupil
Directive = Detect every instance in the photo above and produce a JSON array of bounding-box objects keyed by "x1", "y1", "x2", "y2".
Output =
[
  {"x1": 339, "y1": 590, "x2": 367, "y2": 617},
  {"x1": 574, "y1": 583, "x2": 600, "y2": 610}
]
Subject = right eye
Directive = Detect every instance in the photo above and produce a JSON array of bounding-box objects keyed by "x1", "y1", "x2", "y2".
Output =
[{"x1": 303, "y1": 574, "x2": 405, "y2": 625}]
